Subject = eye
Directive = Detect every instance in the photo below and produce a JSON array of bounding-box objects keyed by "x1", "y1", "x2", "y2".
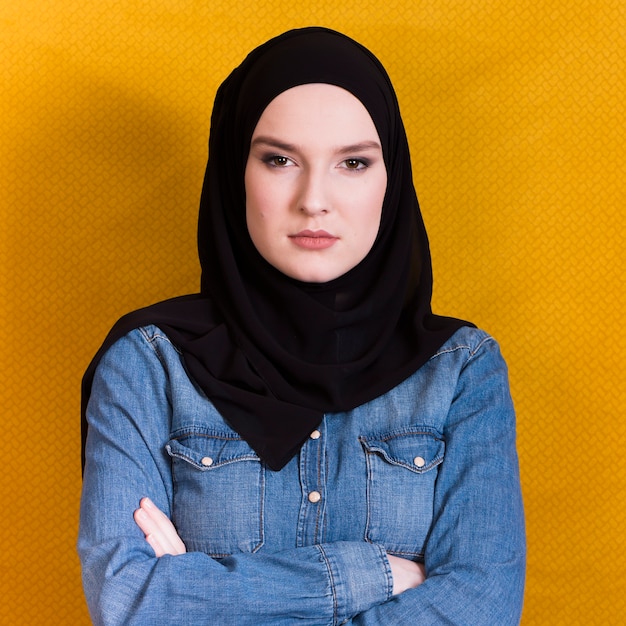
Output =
[
  {"x1": 342, "y1": 158, "x2": 368, "y2": 170},
  {"x1": 265, "y1": 155, "x2": 293, "y2": 168}
]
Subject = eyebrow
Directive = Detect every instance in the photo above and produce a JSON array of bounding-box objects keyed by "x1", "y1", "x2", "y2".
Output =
[
  {"x1": 250, "y1": 136, "x2": 382, "y2": 154},
  {"x1": 336, "y1": 140, "x2": 382, "y2": 155}
]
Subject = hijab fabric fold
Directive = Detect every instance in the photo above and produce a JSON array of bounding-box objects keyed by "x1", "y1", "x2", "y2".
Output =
[{"x1": 82, "y1": 27, "x2": 471, "y2": 471}]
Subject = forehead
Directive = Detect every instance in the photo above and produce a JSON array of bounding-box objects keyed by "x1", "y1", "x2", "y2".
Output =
[{"x1": 251, "y1": 83, "x2": 380, "y2": 144}]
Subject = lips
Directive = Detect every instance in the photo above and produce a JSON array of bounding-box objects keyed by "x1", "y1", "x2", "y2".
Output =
[{"x1": 289, "y1": 230, "x2": 339, "y2": 250}]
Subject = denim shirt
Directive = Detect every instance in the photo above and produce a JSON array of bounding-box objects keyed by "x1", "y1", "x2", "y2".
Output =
[{"x1": 79, "y1": 325, "x2": 525, "y2": 625}]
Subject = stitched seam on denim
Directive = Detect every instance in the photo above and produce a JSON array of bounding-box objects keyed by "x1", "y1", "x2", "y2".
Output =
[
  {"x1": 252, "y1": 463, "x2": 265, "y2": 554},
  {"x1": 377, "y1": 544, "x2": 395, "y2": 600},
  {"x1": 138, "y1": 325, "x2": 183, "y2": 354},
  {"x1": 316, "y1": 544, "x2": 338, "y2": 625},
  {"x1": 467, "y1": 334, "x2": 494, "y2": 359},
  {"x1": 166, "y1": 450, "x2": 260, "y2": 469},
  {"x1": 429, "y1": 333, "x2": 495, "y2": 360},
  {"x1": 169, "y1": 429, "x2": 246, "y2": 440},
  {"x1": 367, "y1": 429, "x2": 444, "y2": 442},
  {"x1": 296, "y1": 445, "x2": 309, "y2": 548},
  {"x1": 428, "y1": 344, "x2": 472, "y2": 361},
  {"x1": 361, "y1": 440, "x2": 374, "y2": 544},
  {"x1": 360, "y1": 425, "x2": 443, "y2": 442},
  {"x1": 430, "y1": 337, "x2": 496, "y2": 377},
  {"x1": 461, "y1": 336, "x2": 496, "y2": 374},
  {"x1": 137, "y1": 326, "x2": 175, "y2": 374},
  {"x1": 387, "y1": 548, "x2": 426, "y2": 558}
]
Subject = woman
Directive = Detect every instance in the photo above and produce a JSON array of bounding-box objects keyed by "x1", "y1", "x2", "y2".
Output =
[{"x1": 79, "y1": 27, "x2": 526, "y2": 625}]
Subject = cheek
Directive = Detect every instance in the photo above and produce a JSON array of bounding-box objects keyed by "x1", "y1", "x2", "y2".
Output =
[
  {"x1": 246, "y1": 194, "x2": 274, "y2": 233},
  {"x1": 362, "y1": 209, "x2": 382, "y2": 250},
  {"x1": 245, "y1": 169, "x2": 269, "y2": 230},
  {"x1": 245, "y1": 201, "x2": 266, "y2": 249},
  {"x1": 245, "y1": 167, "x2": 285, "y2": 222},
  {"x1": 360, "y1": 174, "x2": 386, "y2": 240},
  {"x1": 245, "y1": 178, "x2": 280, "y2": 261}
]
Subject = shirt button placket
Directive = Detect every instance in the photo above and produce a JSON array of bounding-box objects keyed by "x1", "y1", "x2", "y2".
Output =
[{"x1": 295, "y1": 421, "x2": 327, "y2": 546}]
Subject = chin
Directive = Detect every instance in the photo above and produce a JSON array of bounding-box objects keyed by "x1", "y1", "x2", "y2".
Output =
[{"x1": 284, "y1": 267, "x2": 344, "y2": 283}]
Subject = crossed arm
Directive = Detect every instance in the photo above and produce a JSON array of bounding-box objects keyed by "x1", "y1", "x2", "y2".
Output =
[{"x1": 133, "y1": 496, "x2": 426, "y2": 596}]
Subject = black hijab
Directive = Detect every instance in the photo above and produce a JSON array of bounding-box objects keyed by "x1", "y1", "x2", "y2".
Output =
[{"x1": 82, "y1": 27, "x2": 471, "y2": 471}]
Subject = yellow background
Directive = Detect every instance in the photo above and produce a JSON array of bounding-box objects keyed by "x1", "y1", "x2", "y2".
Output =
[{"x1": 1, "y1": 0, "x2": 624, "y2": 623}]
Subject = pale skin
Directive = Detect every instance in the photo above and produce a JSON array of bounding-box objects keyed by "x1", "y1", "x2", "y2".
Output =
[
  {"x1": 245, "y1": 83, "x2": 387, "y2": 283},
  {"x1": 134, "y1": 84, "x2": 425, "y2": 597}
]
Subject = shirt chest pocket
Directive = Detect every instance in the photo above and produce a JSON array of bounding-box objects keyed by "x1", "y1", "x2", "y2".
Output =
[
  {"x1": 360, "y1": 428, "x2": 445, "y2": 559},
  {"x1": 166, "y1": 433, "x2": 265, "y2": 557}
]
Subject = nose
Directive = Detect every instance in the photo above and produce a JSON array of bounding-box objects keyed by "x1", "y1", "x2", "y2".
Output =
[{"x1": 298, "y1": 168, "x2": 330, "y2": 216}]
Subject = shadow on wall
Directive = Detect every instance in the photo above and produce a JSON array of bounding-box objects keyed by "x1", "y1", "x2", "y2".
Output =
[
  {"x1": 2, "y1": 45, "x2": 204, "y2": 622},
  {"x1": 5, "y1": 44, "x2": 202, "y2": 340}
]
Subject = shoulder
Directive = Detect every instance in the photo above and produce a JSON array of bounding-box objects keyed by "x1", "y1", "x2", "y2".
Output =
[
  {"x1": 130, "y1": 324, "x2": 179, "y2": 351},
  {"x1": 420, "y1": 326, "x2": 512, "y2": 405},
  {"x1": 84, "y1": 294, "x2": 210, "y2": 380},
  {"x1": 96, "y1": 324, "x2": 182, "y2": 373},
  {"x1": 430, "y1": 326, "x2": 503, "y2": 363}
]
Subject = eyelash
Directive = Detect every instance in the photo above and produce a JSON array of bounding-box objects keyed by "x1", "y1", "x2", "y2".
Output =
[
  {"x1": 262, "y1": 155, "x2": 370, "y2": 170},
  {"x1": 264, "y1": 155, "x2": 293, "y2": 168},
  {"x1": 342, "y1": 158, "x2": 369, "y2": 170}
]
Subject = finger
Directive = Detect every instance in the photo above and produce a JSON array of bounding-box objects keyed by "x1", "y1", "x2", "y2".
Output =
[
  {"x1": 140, "y1": 498, "x2": 187, "y2": 554},
  {"x1": 133, "y1": 507, "x2": 174, "y2": 556},
  {"x1": 133, "y1": 502, "x2": 161, "y2": 537},
  {"x1": 144, "y1": 532, "x2": 168, "y2": 558},
  {"x1": 134, "y1": 498, "x2": 186, "y2": 556},
  {"x1": 133, "y1": 507, "x2": 170, "y2": 556}
]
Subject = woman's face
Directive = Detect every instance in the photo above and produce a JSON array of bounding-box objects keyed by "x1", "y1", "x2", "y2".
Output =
[{"x1": 245, "y1": 83, "x2": 387, "y2": 283}]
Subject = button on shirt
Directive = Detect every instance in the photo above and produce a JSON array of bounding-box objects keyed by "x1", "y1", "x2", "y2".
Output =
[{"x1": 79, "y1": 325, "x2": 525, "y2": 625}]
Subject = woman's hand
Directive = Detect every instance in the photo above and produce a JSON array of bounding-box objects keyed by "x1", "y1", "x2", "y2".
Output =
[
  {"x1": 387, "y1": 554, "x2": 426, "y2": 595},
  {"x1": 133, "y1": 497, "x2": 187, "y2": 557}
]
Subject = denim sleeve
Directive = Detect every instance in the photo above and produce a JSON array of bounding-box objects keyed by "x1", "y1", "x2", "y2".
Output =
[
  {"x1": 78, "y1": 329, "x2": 392, "y2": 626},
  {"x1": 350, "y1": 336, "x2": 526, "y2": 625}
]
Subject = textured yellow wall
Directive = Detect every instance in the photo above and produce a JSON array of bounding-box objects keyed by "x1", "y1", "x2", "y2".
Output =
[{"x1": 1, "y1": 0, "x2": 623, "y2": 623}]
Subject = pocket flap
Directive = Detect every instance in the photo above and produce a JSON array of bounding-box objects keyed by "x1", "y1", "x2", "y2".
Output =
[
  {"x1": 166, "y1": 432, "x2": 260, "y2": 470},
  {"x1": 360, "y1": 428, "x2": 445, "y2": 473}
]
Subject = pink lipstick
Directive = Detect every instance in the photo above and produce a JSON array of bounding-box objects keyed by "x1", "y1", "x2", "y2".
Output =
[{"x1": 289, "y1": 230, "x2": 338, "y2": 250}]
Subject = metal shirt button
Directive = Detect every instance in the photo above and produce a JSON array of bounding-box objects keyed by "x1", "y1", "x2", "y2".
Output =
[
  {"x1": 201, "y1": 456, "x2": 214, "y2": 467},
  {"x1": 310, "y1": 429, "x2": 321, "y2": 440},
  {"x1": 413, "y1": 456, "x2": 426, "y2": 468},
  {"x1": 308, "y1": 490, "x2": 322, "y2": 503}
]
